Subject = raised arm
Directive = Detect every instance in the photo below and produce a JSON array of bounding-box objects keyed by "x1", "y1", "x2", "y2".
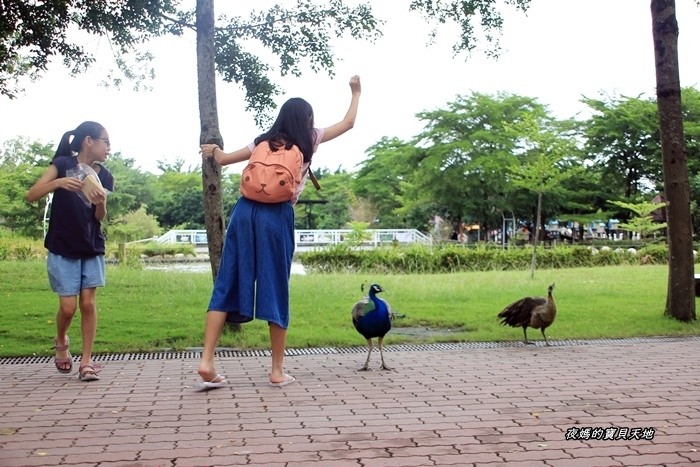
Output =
[
  {"x1": 320, "y1": 75, "x2": 361, "y2": 144},
  {"x1": 200, "y1": 144, "x2": 252, "y2": 166}
]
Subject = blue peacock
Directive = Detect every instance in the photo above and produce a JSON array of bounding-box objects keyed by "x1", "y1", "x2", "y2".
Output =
[{"x1": 352, "y1": 283, "x2": 394, "y2": 371}]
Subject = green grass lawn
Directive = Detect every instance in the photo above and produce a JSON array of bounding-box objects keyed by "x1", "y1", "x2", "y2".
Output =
[{"x1": 1, "y1": 260, "x2": 698, "y2": 357}]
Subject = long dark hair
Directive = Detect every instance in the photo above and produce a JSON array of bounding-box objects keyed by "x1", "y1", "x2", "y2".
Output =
[
  {"x1": 53, "y1": 121, "x2": 105, "y2": 160},
  {"x1": 254, "y1": 98, "x2": 314, "y2": 163}
]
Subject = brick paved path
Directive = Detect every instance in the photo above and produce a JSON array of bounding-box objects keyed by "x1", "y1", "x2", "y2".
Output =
[{"x1": 1, "y1": 337, "x2": 699, "y2": 466}]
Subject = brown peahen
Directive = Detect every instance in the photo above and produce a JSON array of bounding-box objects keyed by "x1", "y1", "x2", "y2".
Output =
[
  {"x1": 497, "y1": 283, "x2": 557, "y2": 346},
  {"x1": 352, "y1": 283, "x2": 394, "y2": 371}
]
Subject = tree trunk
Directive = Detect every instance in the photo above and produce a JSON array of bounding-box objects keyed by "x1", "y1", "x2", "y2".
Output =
[
  {"x1": 196, "y1": 0, "x2": 225, "y2": 281},
  {"x1": 650, "y1": 0, "x2": 696, "y2": 321},
  {"x1": 530, "y1": 191, "x2": 542, "y2": 279}
]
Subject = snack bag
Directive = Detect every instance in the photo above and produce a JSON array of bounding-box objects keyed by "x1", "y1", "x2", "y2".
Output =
[{"x1": 66, "y1": 163, "x2": 107, "y2": 206}]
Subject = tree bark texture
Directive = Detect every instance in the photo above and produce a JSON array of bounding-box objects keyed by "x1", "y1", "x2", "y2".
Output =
[
  {"x1": 650, "y1": 0, "x2": 696, "y2": 321},
  {"x1": 530, "y1": 191, "x2": 542, "y2": 279},
  {"x1": 196, "y1": 0, "x2": 225, "y2": 281}
]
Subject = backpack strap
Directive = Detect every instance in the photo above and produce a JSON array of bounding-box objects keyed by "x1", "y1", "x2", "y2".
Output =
[{"x1": 307, "y1": 168, "x2": 321, "y2": 191}]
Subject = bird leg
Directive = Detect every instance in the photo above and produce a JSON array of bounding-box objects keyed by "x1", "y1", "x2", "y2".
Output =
[
  {"x1": 541, "y1": 328, "x2": 550, "y2": 346},
  {"x1": 522, "y1": 327, "x2": 534, "y2": 345},
  {"x1": 377, "y1": 336, "x2": 392, "y2": 371},
  {"x1": 358, "y1": 339, "x2": 373, "y2": 371}
]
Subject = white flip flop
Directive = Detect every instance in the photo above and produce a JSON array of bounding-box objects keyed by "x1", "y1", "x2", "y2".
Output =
[
  {"x1": 196, "y1": 374, "x2": 227, "y2": 390},
  {"x1": 269, "y1": 374, "x2": 296, "y2": 387}
]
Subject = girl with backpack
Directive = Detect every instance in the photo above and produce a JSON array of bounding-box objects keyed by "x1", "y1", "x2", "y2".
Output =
[{"x1": 198, "y1": 75, "x2": 361, "y2": 388}]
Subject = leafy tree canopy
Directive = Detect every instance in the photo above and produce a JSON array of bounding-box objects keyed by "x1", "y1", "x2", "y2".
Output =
[
  {"x1": 582, "y1": 93, "x2": 660, "y2": 197},
  {"x1": 0, "y1": 0, "x2": 381, "y2": 124},
  {"x1": 0, "y1": 0, "x2": 187, "y2": 98},
  {"x1": 408, "y1": 0, "x2": 530, "y2": 57}
]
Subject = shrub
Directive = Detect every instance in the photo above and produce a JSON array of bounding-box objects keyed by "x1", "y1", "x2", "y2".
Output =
[
  {"x1": 0, "y1": 236, "x2": 45, "y2": 260},
  {"x1": 129, "y1": 242, "x2": 196, "y2": 258},
  {"x1": 298, "y1": 243, "x2": 683, "y2": 274}
]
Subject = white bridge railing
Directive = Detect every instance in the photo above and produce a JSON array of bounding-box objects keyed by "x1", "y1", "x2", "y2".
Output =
[
  {"x1": 295, "y1": 229, "x2": 432, "y2": 248},
  {"x1": 141, "y1": 229, "x2": 432, "y2": 250}
]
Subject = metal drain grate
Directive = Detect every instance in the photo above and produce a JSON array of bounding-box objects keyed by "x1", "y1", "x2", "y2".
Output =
[{"x1": 1, "y1": 336, "x2": 697, "y2": 365}]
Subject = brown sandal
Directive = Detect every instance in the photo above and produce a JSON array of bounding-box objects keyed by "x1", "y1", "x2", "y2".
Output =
[{"x1": 53, "y1": 337, "x2": 72, "y2": 374}]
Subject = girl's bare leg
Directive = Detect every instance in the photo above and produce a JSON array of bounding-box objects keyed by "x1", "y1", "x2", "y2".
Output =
[
  {"x1": 269, "y1": 323, "x2": 288, "y2": 382},
  {"x1": 78, "y1": 288, "x2": 98, "y2": 366},
  {"x1": 55, "y1": 295, "x2": 77, "y2": 366},
  {"x1": 198, "y1": 311, "x2": 228, "y2": 381}
]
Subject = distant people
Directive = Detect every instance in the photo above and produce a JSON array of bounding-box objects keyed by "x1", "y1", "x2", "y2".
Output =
[
  {"x1": 26, "y1": 121, "x2": 114, "y2": 382},
  {"x1": 519, "y1": 225, "x2": 531, "y2": 242},
  {"x1": 431, "y1": 214, "x2": 444, "y2": 239},
  {"x1": 197, "y1": 75, "x2": 362, "y2": 389},
  {"x1": 458, "y1": 231, "x2": 466, "y2": 244},
  {"x1": 559, "y1": 226, "x2": 573, "y2": 243}
]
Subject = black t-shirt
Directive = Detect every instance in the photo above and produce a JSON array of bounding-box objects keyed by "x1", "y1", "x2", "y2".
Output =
[{"x1": 44, "y1": 157, "x2": 115, "y2": 259}]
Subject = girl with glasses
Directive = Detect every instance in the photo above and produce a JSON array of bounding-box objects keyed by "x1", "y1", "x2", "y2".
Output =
[{"x1": 26, "y1": 120, "x2": 114, "y2": 382}]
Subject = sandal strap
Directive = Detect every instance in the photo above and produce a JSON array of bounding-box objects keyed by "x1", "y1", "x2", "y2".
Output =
[
  {"x1": 53, "y1": 337, "x2": 70, "y2": 351},
  {"x1": 79, "y1": 364, "x2": 101, "y2": 375}
]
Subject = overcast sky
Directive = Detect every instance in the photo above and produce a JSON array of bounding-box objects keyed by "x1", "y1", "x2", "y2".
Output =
[{"x1": 1, "y1": 0, "x2": 700, "y2": 175}]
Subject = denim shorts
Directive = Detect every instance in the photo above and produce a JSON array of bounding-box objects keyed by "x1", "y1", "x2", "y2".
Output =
[{"x1": 47, "y1": 253, "x2": 106, "y2": 296}]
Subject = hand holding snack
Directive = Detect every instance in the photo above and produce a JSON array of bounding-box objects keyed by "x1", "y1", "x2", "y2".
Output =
[
  {"x1": 61, "y1": 177, "x2": 83, "y2": 192},
  {"x1": 82, "y1": 174, "x2": 106, "y2": 205},
  {"x1": 67, "y1": 163, "x2": 107, "y2": 206}
]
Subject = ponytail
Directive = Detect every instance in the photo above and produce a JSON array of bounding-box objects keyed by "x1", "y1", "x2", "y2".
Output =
[
  {"x1": 52, "y1": 121, "x2": 105, "y2": 161},
  {"x1": 52, "y1": 131, "x2": 74, "y2": 160}
]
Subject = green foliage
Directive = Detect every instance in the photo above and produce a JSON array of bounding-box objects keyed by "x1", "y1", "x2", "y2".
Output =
[
  {"x1": 637, "y1": 244, "x2": 669, "y2": 263},
  {"x1": 148, "y1": 171, "x2": 205, "y2": 229},
  {"x1": 506, "y1": 114, "x2": 581, "y2": 196},
  {"x1": 0, "y1": 137, "x2": 54, "y2": 166},
  {"x1": 609, "y1": 199, "x2": 668, "y2": 238},
  {"x1": 0, "y1": 0, "x2": 185, "y2": 98},
  {"x1": 352, "y1": 92, "x2": 594, "y2": 237},
  {"x1": 106, "y1": 206, "x2": 162, "y2": 243},
  {"x1": 0, "y1": 164, "x2": 47, "y2": 237},
  {"x1": 0, "y1": 233, "x2": 44, "y2": 260},
  {"x1": 413, "y1": 92, "x2": 538, "y2": 222},
  {"x1": 111, "y1": 244, "x2": 145, "y2": 269},
  {"x1": 4, "y1": 84, "x2": 700, "y2": 241},
  {"x1": 343, "y1": 221, "x2": 372, "y2": 247},
  {"x1": 299, "y1": 243, "x2": 681, "y2": 274},
  {"x1": 408, "y1": 0, "x2": 531, "y2": 58},
  {"x1": 127, "y1": 242, "x2": 196, "y2": 258},
  {"x1": 0, "y1": 138, "x2": 54, "y2": 237},
  {"x1": 582, "y1": 93, "x2": 661, "y2": 197},
  {"x1": 352, "y1": 137, "x2": 417, "y2": 228},
  {"x1": 682, "y1": 87, "x2": 700, "y2": 177},
  {"x1": 504, "y1": 112, "x2": 584, "y2": 276},
  {"x1": 2, "y1": 1, "x2": 383, "y2": 123},
  {"x1": 295, "y1": 168, "x2": 352, "y2": 229},
  {"x1": 215, "y1": 2, "x2": 382, "y2": 125},
  {"x1": 102, "y1": 152, "x2": 158, "y2": 221}
]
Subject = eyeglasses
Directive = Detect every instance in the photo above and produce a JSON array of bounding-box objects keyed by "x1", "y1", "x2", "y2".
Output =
[{"x1": 97, "y1": 137, "x2": 111, "y2": 146}]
